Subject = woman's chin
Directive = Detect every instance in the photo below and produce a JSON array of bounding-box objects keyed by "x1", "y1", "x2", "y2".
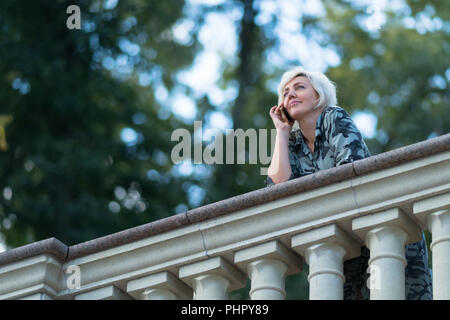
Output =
[
  {"x1": 289, "y1": 110, "x2": 305, "y2": 120},
  {"x1": 290, "y1": 106, "x2": 317, "y2": 119}
]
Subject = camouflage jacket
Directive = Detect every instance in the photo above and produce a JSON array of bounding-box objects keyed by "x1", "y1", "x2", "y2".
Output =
[
  {"x1": 265, "y1": 105, "x2": 370, "y2": 185},
  {"x1": 266, "y1": 106, "x2": 432, "y2": 300}
]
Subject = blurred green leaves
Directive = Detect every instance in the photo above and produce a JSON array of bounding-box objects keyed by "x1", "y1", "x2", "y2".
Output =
[
  {"x1": 0, "y1": 0, "x2": 448, "y2": 282},
  {"x1": 0, "y1": 0, "x2": 201, "y2": 247}
]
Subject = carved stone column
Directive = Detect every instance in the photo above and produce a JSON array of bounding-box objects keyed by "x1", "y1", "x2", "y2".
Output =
[
  {"x1": 126, "y1": 271, "x2": 192, "y2": 300},
  {"x1": 365, "y1": 226, "x2": 408, "y2": 300},
  {"x1": 235, "y1": 240, "x2": 302, "y2": 300},
  {"x1": 414, "y1": 193, "x2": 450, "y2": 299},
  {"x1": 292, "y1": 224, "x2": 360, "y2": 300},
  {"x1": 353, "y1": 208, "x2": 422, "y2": 300},
  {"x1": 179, "y1": 256, "x2": 246, "y2": 300}
]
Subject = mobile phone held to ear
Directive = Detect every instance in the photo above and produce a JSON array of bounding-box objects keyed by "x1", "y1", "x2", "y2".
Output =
[{"x1": 282, "y1": 106, "x2": 293, "y2": 122}]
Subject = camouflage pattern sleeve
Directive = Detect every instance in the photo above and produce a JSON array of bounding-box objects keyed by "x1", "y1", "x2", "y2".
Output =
[
  {"x1": 326, "y1": 108, "x2": 371, "y2": 166},
  {"x1": 264, "y1": 175, "x2": 275, "y2": 187},
  {"x1": 287, "y1": 136, "x2": 303, "y2": 178}
]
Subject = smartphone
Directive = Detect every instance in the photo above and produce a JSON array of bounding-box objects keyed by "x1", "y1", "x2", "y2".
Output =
[{"x1": 281, "y1": 106, "x2": 293, "y2": 122}]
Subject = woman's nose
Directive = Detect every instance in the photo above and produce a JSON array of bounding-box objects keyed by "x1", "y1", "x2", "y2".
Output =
[{"x1": 289, "y1": 88, "x2": 296, "y2": 98}]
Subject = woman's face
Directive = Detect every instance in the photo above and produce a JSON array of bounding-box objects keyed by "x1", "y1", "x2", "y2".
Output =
[{"x1": 282, "y1": 76, "x2": 319, "y2": 119}]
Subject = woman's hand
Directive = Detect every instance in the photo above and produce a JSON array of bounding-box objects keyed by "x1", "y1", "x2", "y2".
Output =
[
  {"x1": 269, "y1": 104, "x2": 294, "y2": 134},
  {"x1": 267, "y1": 104, "x2": 293, "y2": 183}
]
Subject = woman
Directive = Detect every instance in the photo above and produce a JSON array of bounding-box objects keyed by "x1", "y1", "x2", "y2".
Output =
[{"x1": 266, "y1": 66, "x2": 432, "y2": 300}]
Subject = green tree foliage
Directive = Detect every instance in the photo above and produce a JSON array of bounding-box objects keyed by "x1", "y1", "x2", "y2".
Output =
[
  {"x1": 199, "y1": 0, "x2": 278, "y2": 204},
  {"x1": 188, "y1": 0, "x2": 448, "y2": 299},
  {"x1": 195, "y1": 0, "x2": 449, "y2": 205},
  {"x1": 322, "y1": 0, "x2": 449, "y2": 153},
  {"x1": 0, "y1": 0, "x2": 447, "y2": 300},
  {"x1": 0, "y1": 0, "x2": 201, "y2": 247}
]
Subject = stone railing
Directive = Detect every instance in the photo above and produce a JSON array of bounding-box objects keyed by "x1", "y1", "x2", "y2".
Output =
[{"x1": 0, "y1": 134, "x2": 449, "y2": 300}]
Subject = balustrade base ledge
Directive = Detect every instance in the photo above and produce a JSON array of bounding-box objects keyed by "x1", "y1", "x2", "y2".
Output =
[{"x1": 0, "y1": 133, "x2": 449, "y2": 300}]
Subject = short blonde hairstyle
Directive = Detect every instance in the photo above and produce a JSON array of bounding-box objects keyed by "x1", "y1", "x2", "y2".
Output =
[{"x1": 277, "y1": 66, "x2": 337, "y2": 110}]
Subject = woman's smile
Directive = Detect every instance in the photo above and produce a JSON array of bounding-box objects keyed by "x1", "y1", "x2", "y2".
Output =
[{"x1": 289, "y1": 100, "x2": 302, "y2": 107}]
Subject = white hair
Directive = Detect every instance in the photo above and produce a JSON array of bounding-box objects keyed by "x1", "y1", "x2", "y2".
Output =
[{"x1": 277, "y1": 66, "x2": 337, "y2": 110}]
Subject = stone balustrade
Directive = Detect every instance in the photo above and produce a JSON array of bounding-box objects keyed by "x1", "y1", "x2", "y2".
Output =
[{"x1": 0, "y1": 134, "x2": 449, "y2": 300}]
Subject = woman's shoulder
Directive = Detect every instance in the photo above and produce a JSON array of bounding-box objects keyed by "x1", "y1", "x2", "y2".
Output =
[
  {"x1": 319, "y1": 105, "x2": 348, "y2": 130},
  {"x1": 322, "y1": 105, "x2": 351, "y2": 119}
]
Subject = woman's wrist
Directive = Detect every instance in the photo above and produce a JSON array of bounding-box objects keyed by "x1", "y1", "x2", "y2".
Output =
[{"x1": 276, "y1": 127, "x2": 291, "y2": 139}]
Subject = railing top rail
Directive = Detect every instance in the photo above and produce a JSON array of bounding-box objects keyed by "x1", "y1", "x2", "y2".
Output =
[
  {"x1": 1, "y1": 133, "x2": 449, "y2": 266},
  {"x1": 0, "y1": 237, "x2": 67, "y2": 266}
]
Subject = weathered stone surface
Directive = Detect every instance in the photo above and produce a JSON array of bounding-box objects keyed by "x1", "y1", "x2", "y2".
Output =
[
  {"x1": 353, "y1": 133, "x2": 450, "y2": 176},
  {"x1": 0, "y1": 237, "x2": 68, "y2": 265},
  {"x1": 67, "y1": 212, "x2": 190, "y2": 260},
  {"x1": 0, "y1": 133, "x2": 449, "y2": 264}
]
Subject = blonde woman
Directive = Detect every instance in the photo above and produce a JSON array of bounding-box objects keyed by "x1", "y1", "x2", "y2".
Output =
[{"x1": 267, "y1": 66, "x2": 432, "y2": 300}]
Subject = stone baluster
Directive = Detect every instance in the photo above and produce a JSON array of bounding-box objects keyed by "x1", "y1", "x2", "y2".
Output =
[
  {"x1": 126, "y1": 271, "x2": 192, "y2": 300},
  {"x1": 179, "y1": 256, "x2": 246, "y2": 300},
  {"x1": 414, "y1": 193, "x2": 450, "y2": 299},
  {"x1": 234, "y1": 240, "x2": 302, "y2": 300},
  {"x1": 353, "y1": 208, "x2": 422, "y2": 300},
  {"x1": 291, "y1": 224, "x2": 360, "y2": 300}
]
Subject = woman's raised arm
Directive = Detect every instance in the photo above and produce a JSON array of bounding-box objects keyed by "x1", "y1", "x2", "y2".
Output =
[{"x1": 267, "y1": 105, "x2": 293, "y2": 184}]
